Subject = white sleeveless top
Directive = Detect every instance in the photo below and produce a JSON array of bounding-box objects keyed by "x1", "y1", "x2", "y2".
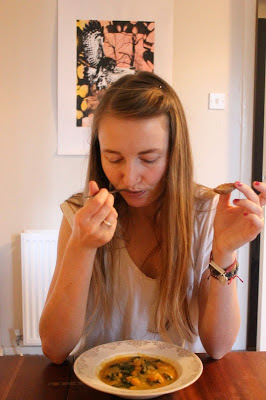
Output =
[{"x1": 61, "y1": 192, "x2": 218, "y2": 355}]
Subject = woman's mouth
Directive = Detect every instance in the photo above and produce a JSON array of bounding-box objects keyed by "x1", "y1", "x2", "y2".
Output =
[{"x1": 121, "y1": 190, "x2": 146, "y2": 198}]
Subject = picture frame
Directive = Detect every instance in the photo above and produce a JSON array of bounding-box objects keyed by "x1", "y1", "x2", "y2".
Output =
[{"x1": 57, "y1": 0, "x2": 173, "y2": 155}]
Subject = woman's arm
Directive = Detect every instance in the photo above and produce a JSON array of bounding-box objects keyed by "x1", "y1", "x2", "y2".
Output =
[
  {"x1": 198, "y1": 181, "x2": 265, "y2": 359},
  {"x1": 39, "y1": 216, "x2": 97, "y2": 364},
  {"x1": 198, "y1": 251, "x2": 240, "y2": 359},
  {"x1": 39, "y1": 182, "x2": 118, "y2": 364}
]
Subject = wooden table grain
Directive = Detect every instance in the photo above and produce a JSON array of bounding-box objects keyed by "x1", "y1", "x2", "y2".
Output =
[{"x1": 0, "y1": 352, "x2": 266, "y2": 400}]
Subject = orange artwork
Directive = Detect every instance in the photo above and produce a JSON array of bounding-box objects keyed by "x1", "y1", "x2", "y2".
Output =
[{"x1": 76, "y1": 20, "x2": 155, "y2": 127}]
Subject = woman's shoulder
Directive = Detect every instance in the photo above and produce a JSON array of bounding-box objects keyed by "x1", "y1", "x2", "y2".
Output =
[
  {"x1": 193, "y1": 183, "x2": 219, "y2": 213},
  {"x1": 192, "y1": 184, "x2": 219, "y2": 248},
  {"x1": 60, "y1": 192, "x2": 84, "y2": 228},
  {"x1": 64, "y1": 192, "x2": 84, "y2": 206}
]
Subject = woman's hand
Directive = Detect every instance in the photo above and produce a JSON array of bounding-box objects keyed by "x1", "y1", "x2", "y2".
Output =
[
  {"x1": 213, "y1": 181, "x2": 265, "y2": 255},
  {"x1": 71, "y1": 181, "x2": 118, "y2": 249}
]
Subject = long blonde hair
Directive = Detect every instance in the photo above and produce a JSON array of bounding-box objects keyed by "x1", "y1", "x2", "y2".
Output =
[{"x1": 84, "y1": 71, "x2": 196, "y2": 342}]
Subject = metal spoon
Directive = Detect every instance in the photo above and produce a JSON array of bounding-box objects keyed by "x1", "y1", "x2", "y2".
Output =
[
  {"x1": 83, "y1": 188, "x2": 130, "y2": 200},
  {"x1": 84, "y1": 183, "x2": 236, "y2": 200}
]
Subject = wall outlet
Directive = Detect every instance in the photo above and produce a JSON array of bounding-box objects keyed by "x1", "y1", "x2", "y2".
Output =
[
  {"x1": 14, "y1": 329, "x2": 21, "y2": 337},
  {"x1": 14, "y1": 329, "x2": 23, "y2": 345}
]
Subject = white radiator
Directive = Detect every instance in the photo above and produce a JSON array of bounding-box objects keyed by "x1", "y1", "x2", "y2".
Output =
[{"x1": 21, "y1": 230, "x2": 59, "y2": 345}]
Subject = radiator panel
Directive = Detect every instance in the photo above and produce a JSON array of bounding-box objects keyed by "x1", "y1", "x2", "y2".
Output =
[{"x1": 21, "y1": 230, "x2": 58, "y2": 345}]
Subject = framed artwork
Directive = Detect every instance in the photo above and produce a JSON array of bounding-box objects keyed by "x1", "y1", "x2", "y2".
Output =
[
  {"x1": 58, "y1": 0, "x2": 173, "y2": 155},
  {"x1": 76, "y1": 20, "x2": 154, "y2": 128}
]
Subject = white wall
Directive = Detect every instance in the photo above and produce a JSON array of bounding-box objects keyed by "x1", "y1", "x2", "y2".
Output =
[
  {"x1": 0, "y1": 0, "x2": 88, "y2": 352},
  {"x1": 173, "y1": 0, "x2": 243, "y2": 186},
  {"x1": 173, "y1": 0, "x2": 256, "y2": 350},
  {"x1": 0, "y1": 0, "x2": 256, "y2": 352}
]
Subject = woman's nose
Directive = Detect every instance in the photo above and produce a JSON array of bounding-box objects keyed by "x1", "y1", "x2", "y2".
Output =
[{"x1": 121, "y1": 162, "x2": 141, "y2": 187}]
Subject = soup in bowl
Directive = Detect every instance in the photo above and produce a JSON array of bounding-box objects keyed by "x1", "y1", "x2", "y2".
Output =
[
  {"x1": 74, "y1": 340, "x2": 203, "y2": 399},
  {"x1": 99, "y1": 354, "x2": 178, "y2": 390}
]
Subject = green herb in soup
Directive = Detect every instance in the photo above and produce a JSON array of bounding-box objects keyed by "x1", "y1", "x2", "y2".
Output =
[{"x1": 99, "y1": 355, "x2": 178, "y2": 390}]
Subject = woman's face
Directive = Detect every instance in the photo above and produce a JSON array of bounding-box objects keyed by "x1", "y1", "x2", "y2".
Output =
[{"x1": 98, "y1": 114, "x2": 169, "y2": 209}]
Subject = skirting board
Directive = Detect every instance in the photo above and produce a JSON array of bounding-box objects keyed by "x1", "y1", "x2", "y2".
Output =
[{"x1": 2, "y1": 346, "x2": 44, "y2": 356}]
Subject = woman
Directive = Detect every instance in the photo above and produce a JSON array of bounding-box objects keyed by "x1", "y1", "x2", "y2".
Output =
[{"x1": 39, "y1": 71, "x2": 265, "y2": 364}]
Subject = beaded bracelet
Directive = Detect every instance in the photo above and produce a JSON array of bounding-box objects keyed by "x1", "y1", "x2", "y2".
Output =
[{"x1": 208, "y1": 253, "x2": 243, "y2": 285}]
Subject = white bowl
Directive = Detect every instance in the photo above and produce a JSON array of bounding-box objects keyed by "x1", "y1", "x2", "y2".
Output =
[{"x1": 74, "y1": 340, "x2": 203, "y2": 399}]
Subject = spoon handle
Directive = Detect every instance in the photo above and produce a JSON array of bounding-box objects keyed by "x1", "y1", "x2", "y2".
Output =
[{"x1": 83, "y1": 189, "x2": 127, "y2": 200}]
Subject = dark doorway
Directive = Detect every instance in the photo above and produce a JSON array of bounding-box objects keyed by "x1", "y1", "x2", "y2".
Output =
[{"x1": 247, "y1": 18, "x2": 266, "y2": 350}]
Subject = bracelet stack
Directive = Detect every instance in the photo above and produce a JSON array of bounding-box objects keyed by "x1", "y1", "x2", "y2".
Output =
[{"x1": 208, "y1": 253, "x2": 243, "y2": 285}]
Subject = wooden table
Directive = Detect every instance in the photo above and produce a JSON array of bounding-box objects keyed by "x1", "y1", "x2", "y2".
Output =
[{"x1": 0, "y1": 352, "x2": 266, "y2": 400}]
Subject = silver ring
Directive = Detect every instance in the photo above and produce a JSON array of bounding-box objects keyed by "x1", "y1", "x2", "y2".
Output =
[{"x1": 103, "y1": 219, "x2": 112, "y2": 227}]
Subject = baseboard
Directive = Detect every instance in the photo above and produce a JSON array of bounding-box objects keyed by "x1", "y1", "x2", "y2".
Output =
[{"x1": 2, "y1": 346, "x2": 44, "y2": 356}]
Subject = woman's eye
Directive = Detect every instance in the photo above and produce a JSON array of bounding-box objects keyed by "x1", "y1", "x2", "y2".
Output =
[
  {"x1": 108, "y1": 158, "x2": 122, "y2": 164},
  {"x1": 141, "y1": 158, "x2": 159, "y2": 164}
]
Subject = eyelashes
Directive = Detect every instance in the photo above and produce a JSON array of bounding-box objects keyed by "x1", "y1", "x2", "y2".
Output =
[
  {"x1": 106, "y1": 158, "x2": 160, "y2": 164},
  {"x1": 141, "y1": 158, "x2": 159, "y2": 164},
  {"x1": 107, "y1": 159, "x2": 122, "y2": 164}
]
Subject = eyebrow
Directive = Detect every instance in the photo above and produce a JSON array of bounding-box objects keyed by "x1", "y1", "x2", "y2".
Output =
[{"x1": 103, "y1": 148, "x2": 161, "y2": 155}]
